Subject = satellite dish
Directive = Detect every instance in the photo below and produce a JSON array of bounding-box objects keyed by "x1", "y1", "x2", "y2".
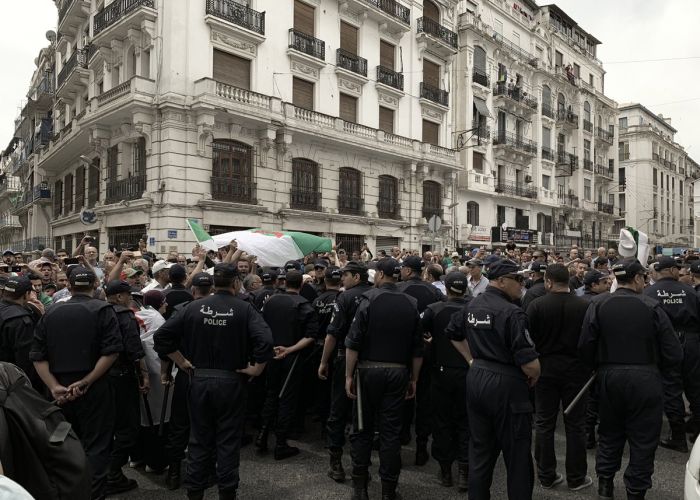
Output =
[{"x1": 46, "y1": 30, "x2": 57, "y2": 43}]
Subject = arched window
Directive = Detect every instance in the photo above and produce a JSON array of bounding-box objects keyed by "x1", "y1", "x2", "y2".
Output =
[
  {"x1": 542, "y1": 85, "x2": 551, "y2": 105},
  {"x1": 211, "y1": 140, "x2": 255, "y2": 203},
  {"x1": 378, "y1": 175, "x2": 400, "y2": 219},
  {"x1": 423, "y1": 0, "x2": 440, "y2": 22},
  {"x1": 557, "y1": 93, "x2": 566, "y2": 117},
  {"x1": 339, "y1": 167, "x2": 363, "y2": 214},
  {"x1": 473, "y1": 46, "x2": 486, "y2": 75},
  {"x1": 422, "y1": 180, "x2": 442, "y2": 221},
  {"x1": 467, "y1": 201, "x2": 479, "y2": 226},
  {"x1": 584, "y1": 101, "x2": 591, "y2": 123},
  {"x1": 291, "y1": 158, "x2": 320, "y2": 211},
  {"x1": 126, "y1": 46, "x2": 137, "y2": 79}
]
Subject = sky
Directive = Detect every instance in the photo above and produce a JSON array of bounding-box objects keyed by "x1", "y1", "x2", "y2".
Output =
[{"x1": 0, "y1": 0, "x2": 698, "y2": 157}]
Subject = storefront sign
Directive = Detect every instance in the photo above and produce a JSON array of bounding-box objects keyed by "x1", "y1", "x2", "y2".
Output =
[
  {"x1": 491, "y1": 226, "x2": 538, "y2": 244},
  {"x1": 466, "y1": 225, "x2": 492, "y2": 242}
]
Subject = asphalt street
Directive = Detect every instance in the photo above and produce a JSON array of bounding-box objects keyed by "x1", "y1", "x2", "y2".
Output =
[{"x1": 117, "y1": 419, "x2": 688, "y2": 500}]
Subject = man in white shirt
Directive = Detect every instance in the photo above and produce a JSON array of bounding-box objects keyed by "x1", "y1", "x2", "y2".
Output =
[
  {"x1": 466, "y1": 259, "x2": 488, "y2": 297},
  {"x1": 142, "y1": 260, "x2": 172, "y2": 292}
]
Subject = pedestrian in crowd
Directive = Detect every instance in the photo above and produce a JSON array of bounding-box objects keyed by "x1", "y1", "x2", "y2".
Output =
[
  {"x1": 526, "y1": 264, "x2": 592, "y2": 491},
  {"x1": 425, "y1": 263, "x2": 447, "y2": 294},
  {"x1": 569, "y1": 260, "x2": 588, "y2": 293},
  {"x1": 163, "y1": 264, "x2": 193, "y2": 320},
  {"x1": 345, "y1": 258, "x2": 423, "y2": 500},
  {"x1": 2, "y1": 250, "x2": 15, "y2": 266},
  {"x1": 691, "y1": 260, "x2": 700, "y2": 292},
  {"x1": 143, "y1": 260, "x2": 172, "y2": 292},
  {"x1": 521, "y1": 262, "x2": 547, "y2": 310},
  {"x1": 466, "y1": 259, "x2": 489, "y2": 298},
  {"x1": 581, "y1": 269, "x2": 612, "y2": 303}
]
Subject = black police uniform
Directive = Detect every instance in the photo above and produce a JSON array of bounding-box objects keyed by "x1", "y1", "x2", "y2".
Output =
[
  {"x1": 259, "y1": 290, "x2": 319, "y2": 450},
  {"x1": 397, "y1": 273, "x2": 444, "y2": 455},
  {"x1": 580, "y1": 284, "x2": 683, "y2": 496},
  {"x1": 252, "y1": 284, "x2": 277, "y2": 312},
  {"x1": 446, "y1": 268, "x2": 538, "y2": 499},
  {"x1": 422, "y1": 296, "x2": 470, "y2": 482},
  {"x1": 108, "y1": 303, "x2": 146, "y2": 489},
  {"x1": 30, "y1": 293, "x2": 123, "y2": 500},
  {"x1": 154, "y1": 287, "x2": 274, "y2": 499},
  {"x1": 325, "y1": 279, "x2": 372, "y2": 452},
  {"x1": 644, "y1": 273, "x2": 700, "y2": 445},
  {"x1": 0, "y1": 300, "x2": 41, "y2": 390},
  {"x1": 163, "y1": 284, "x2": 194, "y2": 320},
  {"x1": 521, "y1": 278, "x2": 545, "y2": 310},
  {"x1": 345, "y1": 282, "x2": 423, "y2": 497},
  {"x1": 311, "y1": 285, "x2": 340, "y2": 426}
]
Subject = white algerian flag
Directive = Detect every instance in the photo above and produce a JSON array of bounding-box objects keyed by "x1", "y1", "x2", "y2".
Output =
[{"x1": 186, "y1": 219, "x2": 218, "y2": 252}]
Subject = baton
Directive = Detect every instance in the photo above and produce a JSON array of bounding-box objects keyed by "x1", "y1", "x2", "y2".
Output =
[
  {"x1": 142, "y1": 393, "x2": 154, "y2": 427},
  {"x1": 278, "y1": 353, "x2": 300, "y2": 399},
  {"x1": 159, "y1": 361, "x2": 174, "y2": 437},
  {"x1": 355, "y1": 370, "x2": 364, "y2": 432},
  {"x1": 563, "y1": 373, "x2": 596, "y2": 417}
]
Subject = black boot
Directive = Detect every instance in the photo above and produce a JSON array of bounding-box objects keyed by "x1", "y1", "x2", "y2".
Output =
[
  {"x1": 219, "y1": 487, "x2": 237, "y2": 500},
  {"x1": 598, "y1": 477, "x2": 614, "y2": 499},
  {"x1": 626, "y1": 489, "x2": 645, "y2": 500},
  {"x1": 187, "y1": 490, "x2": 204, "y2": 500},
  {"x1": 328, "y1": 447, "x2": 345, "y2": 482},
  {"x1": 351, "y1": 473, "x2": 369, "y2": 500},
  {"x1": 438, "y1": 462, "x2": 453, "y2": 487},
  {"x1": 165, "y1": 461, "x2": 181, "y2": 490},
  {"x1": 274, "y1": 439, "x2": 300, "y2": 460},
  {"x1": 105, "y1": 467, "x2": 138, "y2": 496},
  {"x1": 415, "y1": 442, "x2": 429, "y2": 466},
  {"x1": 660, "y1": 423, "x2": 689, "y2": 452},
  {"x1": 457, "y1": 462, "x2": 468, "y2": 492},
  {"x1": 255, "y1": 425, "x2": 269, "y2": 453},
  {"x1": 381, "y1": 480, "x2": 400, "y2": 500}
]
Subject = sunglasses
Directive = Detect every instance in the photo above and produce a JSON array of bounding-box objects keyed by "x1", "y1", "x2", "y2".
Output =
[{"x1": 502, "y1": 274, "x2": 524, "y2": 284}]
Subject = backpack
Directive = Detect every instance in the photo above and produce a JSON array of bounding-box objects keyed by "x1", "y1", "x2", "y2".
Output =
[{"x1": 0, "y1": 362, "x2": 91, "y2": 499}]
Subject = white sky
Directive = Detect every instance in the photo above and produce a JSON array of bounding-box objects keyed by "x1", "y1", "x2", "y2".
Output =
[{"x1": 0, "y1": 0, "x2": 698, "y2": 158}]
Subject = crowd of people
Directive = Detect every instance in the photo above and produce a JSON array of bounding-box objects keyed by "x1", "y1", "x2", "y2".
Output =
[{"x1": 0, "y1": 235, "x2": 697, "y2": 500}]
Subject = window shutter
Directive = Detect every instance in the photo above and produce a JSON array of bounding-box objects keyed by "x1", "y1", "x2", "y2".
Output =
[
  {"x1": 64, "y1": 174, "x2": 73, "y2": 214},
  {"x1": 423, "y1": 0, "x2": 440, "y2": 22},
  {"x1": 473, "y1": 151, "x2": 484, "y2": 172},
  {"x1": 423, "y1": 59, "x2": 440, "y2": 88},
  {"x1": 293, "y1": 77, "x2": 314, "y2": 110},
  {"x1": 378, "y1": 106, "x2": 394, "y2": 134},
  {"x1": 380, "y1": 40, "x2": 395, "y2": 69},
  {"x1": 213, "y1": 49, "x2": 251, "y2": 90},
  {"x1": 294, "y1": 0, "x2": 315, "y2": 35},
  {"x1": 422, "y1": 120, "x2": 439, "y2": 145},
  {"x1": 340, "y1": 22, "x2": 358, "y2": 54},
  {"x1": 75, "y1": 166, "x2": 85, "y2": 210},
  {"x1": 339, "y1": 93, "x2": 357, "y2": 123}
]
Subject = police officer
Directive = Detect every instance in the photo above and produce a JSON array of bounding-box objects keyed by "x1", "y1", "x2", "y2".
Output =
[
  {"x1": 521, "y1": 262, "x2": 547, "y2": 310},
  {"x1": 690, "y1": 260, "x2": 700, "y2": 292},
  {"x1": 446, "y1": 258, "x2": 540, "y2": 500},
  {"x1": 163, "y1": 264, "x2": 193, "y2": 320},
  {"x1": 397, "y1": 255, "x2": 444, "y2": 464},
  {"x1": 421, "y1": 271, "x2": 470, "y2": 491},
  {"x1": 252, "y1": 268, "x2": 279, "y2": 312},
  {"x1": 643, "y1": 255, "x2": 700, "y2": 450},
  {"x1": 345, "y1": 258, "x2": 423, "y2": 500},
  {"x1": 318, "y1": 261, "x2": 372, "y2": 483},
  {"x1": 256, "y1": 270, "x2": 319, "y2": 460},
  {"x1": 154, "y1": 263, "x2": 274, "y2": 500},
  {"x1": 579, "y1": 258, "x2": 683, "y2": 499},
  {"x1": 30, "y1": 266, "x2": 123, "y2": 500},
  {"x1": 580, "y1": 269, "x2": 612, "y2": 303},
  {"x1": 0, "y1": 276, "x2": 42, "y2": 390}
]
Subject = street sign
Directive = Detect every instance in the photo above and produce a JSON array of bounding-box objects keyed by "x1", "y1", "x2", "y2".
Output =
[
  {"x1": 428, "y1": 215, "x2": 442, "y2": 233},
  {"x1": 167, "y1": 230, "x2": 177, "y2": 239}
]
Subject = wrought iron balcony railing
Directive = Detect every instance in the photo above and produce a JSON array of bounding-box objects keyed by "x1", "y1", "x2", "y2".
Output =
[
  {"x1": 542, "y1": 103, "x2": 555, "y2": 119},
  {"x1": 583, "y1": 120, "x2": 593, "y2": 132},
  {"x1": 290, "y1": 188, "x2": 321, "y2": 211},
  {"x1": 363, "y1": 0, "x2": 410, "y2": 25},
  {"x1": 495, "y1": 180, "x2": 537, "y2": 199},
  {"x1": 94, "y1": 0, "x2": 155, "y2": 36},
  {"x1": 472, "y1": 69, "x2": 489, "y2": 88},
  {"x1": 417, "y1": 17, "x2": 457, "y2": 48},
  {"x1": 205, "y1": 0, "x2": 265, "y2": 35},
  {"x1": 338, "y1": 195, "x2": 364, "y2": 215},
  {"x1": 57, "y1": 48, "x2": 88, "y2": 89},
  {"x1": 336, "y1": 48, "x2": 367, "y2": 76},
  {"x1": 542, "y1": 146, "x2": 555, "y2": 161},
  {"x1": 106, "y1": 175, "x2": 146, "y2": 204},
  {"x1": 557, "y1": 109, "x2": 579, "y2": 127},
  {"x1": 422, "y1": 206, "x2": 444, "y2": 221},
  {"x1": 288, "y1": 29, "x2": 325, "y2": 61},
  {"x1": 493, "y1": 81, "x2": 537, "y2": 110},
  {"x1": 493, "y1": 131, "x2": 538, "y2": 154},
  {"x1": 583, "y1": 158, "x2": 593, "y2": 171},
  {"x1": 210, "y1": 175, "x2": 256, "y2": 204},
  {"x1": 419, "y1": 82, "x2": 449, "y2": 107},
  {"x1": 376, "y1": 65, "x2": 403, "y2": 90},
  {"x1": 597, "y1": 202, "x2": 614, "y2": 215},
  {"x1": 377, "y1": 201, "x2": 401, "y2": 220}
]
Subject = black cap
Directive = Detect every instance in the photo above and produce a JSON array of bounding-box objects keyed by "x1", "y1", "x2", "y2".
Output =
[
  {"x1": 314, "y1": 260, "x2": 329, "y2": 269},
  {"x1": 487, "y1": 259, "x2": 520, "y2": 279},
  {"x1": 655, "y1": 256, "x2": 681, "y2": 272},
  {"x1": 169, "y1": 264, "x2": 187, "y2": 281},
  {"x1": 192, "y1": 272, "x2": 213, "y2": 287},
  {"x1": 285, "y1": 260, "x2": 302, "y2": 272},
  {"x1": 483, "y1": 254, "x2": 501, "y2": 266},
  {"x1": 213, "y1": 263, "x2": 238, "y2": 280},
  {"x1": 530, "y1": 262, "x2": 548, "y2": 273},
  {"x1": 43, "y1": 283, "x2": 57, "y2": 291},
  {"x1": 401, "y1": 255, "x2": 424, "y2": 272},
  {"x1": 2, "y1": 249, "x2": 14, "y2": 256},
  {"x1": 583, "y1": 269, "x2": 606, "y2": 286},
  {"x1": 611, "y1": 258, "x2": 645, "y2": 278},
  {"x1": 466, "y1": 259, "x2": 483, "y2": 267},
  {"x1": 260, "y1": 268, "x2": 279, "y2": 284},
  {"x1": 594, "y1": 258, "x2": 610, "y2": 268},
  {"x1": 445, "y1": 271, "x2": 468, "y2": 294},
  {"x1": 69, "y1": 266, "x2": 96, "y2": 286},
  {"x1": 691, "y1": 261, "x2": 700, "y2": 275},
  {"x1": 376, "y1": 258, "x2": 401, "y2": 278},
  {"x1": 105, "y1": 280, "x2": 132, "y2": 296},
  {"x1": 325, "y1": 266, "x2": 342, "y2": 280},
  {"x1": 3, "y1": 276, "x2": 31, "y2": 294},
  {"x1": 340, "y1": 261, "x2": 368, "y2": 275}
]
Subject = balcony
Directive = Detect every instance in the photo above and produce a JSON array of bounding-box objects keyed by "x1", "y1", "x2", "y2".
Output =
[
  {"x1": 338, "y1": 195, "x2": 364, "y2": 216},
  {"x1": 597, "y1": 202, "x2": 615, "y2": 215},
  {"x1": 56, "y1": 48, "x2": 89, "y2": 96},
  {"x1": 12, "y1": 237, "x2": 50, "y2": 252},
  {"x1": 459, "y1": 11, "x2": 493, "y2": 39},
  {"x1": 541, "y1": 146, "x2": 555, "y2": 162},
  {"x1": 377, "y1": 201, "x2": 401, "y2": 220},
  {"x1": 340, "y1": 0, "x2": 410, "y2": 35},
  {"x1": 288, "y1": 29, "x2": 325, "y2": 63},
  {"x1": 492, "y1": 131, "x2": 537, "y2": 156},
  {"x1": 422, "y1": 207, "x2": 444, "y2": 222},
  {"x1": 205, "y1": 0, "x2": 265, "y2": 39},
  {"x1": 595, "y1": 164, "x2": 614, "y2": 180},
  {"x1": 0, "y1": 215, "x2": 21, "y2": 231},
  {"x1": 210, "y1": 176, "x2": 256, "y2": 204},
  {"x1": 563, "y1": 194, "x2": 580, "y2": 208},
  {"x1": 58, "y1": 0, "x2": 90, "y2": 35},
  {"x1": 495, "y1": 180, "x2": 537, "y2": 199},
  {"x1": 417, "y1": 17, "x2": 457, "y2": 58},
  {"x1": 619, "y1": 152, "x2": 630, "y2": 161},
  {"x1": 0, "y1": 178, "x2": 20, "y2": 199},
  {"x1": 32, "y1": 75, "x2": 54, "y2": 111},
  {"x1": 419, "y1": 82, "x2": 449, "y2": 107},
  {"x1": 557, "y1": 109, "x2": 579, "y2": 130},
  {"x1": 290, "y1": 188, "x2": 321, "y2": 211},
  {"x1": 583, "y1": 120, "x2": 593, "y2": 133},
  {"x1": 596, "y1": 126, "x2": 613, "y2": 144},
  {"x1": 376, "y1": 65, "x2": 404, "y2": 92},
  {"x1": 472, "y1": 69, "x2": 489, "y2": 89},
  {"x1": 491, "y1": 32, "x2": 539, "y2": 68},
  {"x1": 12, "y1": 185, "x2": 51, "y2": 214},
  {"x1": 471, "y1": 120, "x2": 490, "y2": 144},
  {"x1": 583, "y1": 158, "x2": 593, "y2": 172},
  {"x1": 492, "y1": 81, "x2": 537, "y2": 116},
  {"x1": 93, "y1": 0, "x2": 156, "y2": 42},
  {"x1": 336, "y1": 48, "x2": 367, "y2": 77},
  {"x1": 105, "y1": 175, "x2": 146, "y2": 205},
  {"x1": 556, "y1": 150, "x2": 578, "y2": 175},
  {"x1": 542, "y1": 103, "x2": 555, "y2": 120}
]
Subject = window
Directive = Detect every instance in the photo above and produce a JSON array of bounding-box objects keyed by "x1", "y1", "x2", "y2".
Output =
[
  {"x1": 557, "y1": 93, "x2": 566, "y2": 116},
  {"x1": 497, "y1": 63, "x2": 507, "y2": 82},
  {"x1": 54, "y1": 180, "x2": 63, "y2": 217},
  {"x1": 589, "y1": 74, "x2": 594, "y2": 86},
  {"x1": 618, "y1": 141, "x2": 629, "y2": 161},
  {"x1": 380, "y1": 40, "x2": 395, "y2": 70},
  {"x1": 294, "y1": 0, "x2": 315, "y2": 35},
  {"x1": 107, "y1": 145, "x2": 118, "y2": 181},
  {"x1": 423, "y1": 0, "x2": 439, "y2": 22},
  {"x1": 339, "y1": 167, "x2": 363, "y2": 215},
  {"x1": 573, "y1": 63, "x2": 580, "y2": 78},
  {"x1": 542, "y1": 126, "x2": 551, "y2": 150},
  {"x1": 213, "y1": 49, "x2": 251, "y2": 90},
  {"x1": 423, "y1": 59, "x2": 440, "y2": 89},
  {"x1": 422, "y1": 180, "x2": 442, "y2": 220},
  {"x1": 494, "y1": 19, "x2": 503, "y2": 35},
  {"x1": 379, "y1": 106, "x2": 394, "y2": 134},
  {"x1": 378, "y1": 175, "x2": 399, "y2": 219},
  {"x1": 293, "y1": 77, "x2": 314, "y2": 110},
  {"x1": 211, "y1": 140, "x2": 255, "y2": 203},
  {"x1": 542, "y1": 174, "x2": 551, "y2": 190},
  {"x1": 619, "y1": 167, "x2": 626, "y2": 187},
  {"x1": 339, "y1": 93, "x2": 357, "y2": 123},
  {"x1": 497, "y1": 110, "x2": 506, "y2": 137},
  {"x1": 512, "y1": 32, "x2": 520, "y2": 48},
  {"x1": 515, "y1": 209, "x2": 528, "y2": 230},
  {"x1": 584, "y1": 178, "x2": 591, "y2": 201},
  {"x1": 661, "y1": 173, "x2": 664, "y2": 189},
  {"x1": 542, "y1": 85, "x2": 551, "y2": 105},
  {"x1": 584, "y1": 139, "x2": 591, "y2": 160},
  {"x1": 422, "y1": 120, "x2": 439, "y2": 145},
  {"x1": 619, "y1": 117, "x2": 628, "y2": 129},
  {"x1": 75, "y1": 166, "x2": 85, "y2": 211},
  {"x1": 291, "y1": 158, "x2": 320, "y2": 210},
  {"x1": 64, "y1": 173, "x2": 73, "y2": 214},
  {"x1": 473, "y1": 46, "x2": 486, "y2": 76},
  {"x1": 340, "y1": 21, "x2": 358, "y2": 54},
  {"x1": 584, "y1": 101, "x2": 591, "y2": 122},
  {"x1": 497, "y1": 205, "x2": 506, "y2": 226},
  {"x1": 555, "y1": 50, "x2": 563, "y2": 68},
  {"x1": 473, "y1": 151, "x2": 484, "y2": 173},
  {"x1": 133, "y1": 137, "x2": 146, "y2": 176},
  {"x1": 466, "y1": 201, "x2": 479, "y2": 225},
  {"x1": 88, "y1": 158, "x2": 100, "y2": 207}
]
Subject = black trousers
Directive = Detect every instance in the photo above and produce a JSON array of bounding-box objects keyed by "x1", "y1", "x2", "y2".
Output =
[
  {"x1": 401, "y1": 363, "x2": 432, "y2": 445},
  {"x1": 326, "y1": 355, "x2": 352, "y2": 450},
  {"x1": 466, "y1": 365, "x2": 534, "y2": 500},
  {"x1": 682, "y1": 334, "x2": 700, "y2": 421},
  {"x1": 585, "y1": 383, "x2": 599, "y2": 436},
  {"x1": 534, "y1": 369, "x2": 588, "y2": 486},
  {"x1": 431, "y1": 366, "x2": 469, "y2": 465},
  {"x1": 596, "y1": 367, "x2": 663, "y2": 493},
  {"x1": 109, "y1": 374, "x2": 140, "y2": 471},
  {"x1": 165, "y1": 369, "x2": 190, "y2": 465},
  {"x1": 260, "y1": 354, "x2": 302, "y2": 441},
  {"x1": 185, "y1": 374, "x2": 246, "y2": 495},
  {"x1": 350, "y1": 367, "x2": 409, "y2": 483},
  {"x1": 62, "y1": 377, "x2": 114, "y2": 500}
]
